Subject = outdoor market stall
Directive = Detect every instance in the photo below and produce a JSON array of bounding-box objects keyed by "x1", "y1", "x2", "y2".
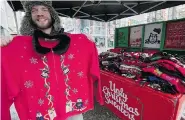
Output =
[
  {"x1": 7, "y1": 1, "x2": 185, "y2": 120},
  {"x1": 99, "y1": 18, "x2": 185, "y2": 120}
]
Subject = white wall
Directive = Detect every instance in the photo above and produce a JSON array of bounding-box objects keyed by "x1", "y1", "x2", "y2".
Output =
[{"x1": 0, "y1": 0, "x2": 17, "y2": 34}]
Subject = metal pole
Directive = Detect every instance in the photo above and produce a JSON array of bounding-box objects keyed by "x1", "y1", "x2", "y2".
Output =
[
  {"x1": 172, "y1": 7, "x2": 177, "y2": 20},
  {"x1": 155, "y1": 11, "x2": 157, "y2": 22},
  {"x1": 13, "y1": 11, "x2": 19, "y2": 34}
]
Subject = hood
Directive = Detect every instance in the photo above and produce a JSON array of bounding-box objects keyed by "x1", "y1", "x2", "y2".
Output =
[{"x1": 20, "y1": 1, "x2": 62, "y2": 36}]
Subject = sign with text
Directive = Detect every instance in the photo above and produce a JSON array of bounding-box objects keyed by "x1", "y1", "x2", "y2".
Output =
[
  {"x1": 164, "y1": 20, "x2": 185, "y2": 49},
  {"x1": 144, "y1": 23, "x2": 163, "y2": 48},
  {"x1": 116, "y1": 27, "x2": 129, "y2": 47},
  {"x1": 129, "y1": 26, "x2": 143, "y2": 47},
  {"x1": 102, "y1": 80, "x2": 142, "y2": 120}
]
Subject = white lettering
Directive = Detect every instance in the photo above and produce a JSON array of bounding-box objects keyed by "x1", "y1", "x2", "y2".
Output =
[
  {"x1": 130, "y1": 114, "x2": 135, "y2": 120},
  {"x1": 134, "y1": 108, "x2": 140, "y2": 116},
  {"x1": 102, "y1": 81, "x2": 140, "y2": 120}
]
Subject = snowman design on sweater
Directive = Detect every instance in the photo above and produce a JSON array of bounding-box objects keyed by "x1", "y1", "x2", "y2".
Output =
[{"x1": 36, "y1": 112, "x2": 44, "y2": 120}]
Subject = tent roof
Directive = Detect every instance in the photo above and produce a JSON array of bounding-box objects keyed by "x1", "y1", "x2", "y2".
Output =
[{"x1": 8, "y1": 1, "x2": 185, "y2": 22}]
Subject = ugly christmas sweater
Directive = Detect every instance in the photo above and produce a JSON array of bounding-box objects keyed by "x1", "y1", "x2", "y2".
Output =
[{"x1": 1, "y1": 30, "x2": 104, "y2": 120}]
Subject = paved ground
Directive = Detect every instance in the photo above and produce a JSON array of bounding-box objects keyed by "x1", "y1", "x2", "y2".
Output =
[
  {"x1": 83, "y1": 102, "x2": 120, "y2": 120},
  {"x1": 10, "y1": 102, "x2": 120, "y2": 120}
]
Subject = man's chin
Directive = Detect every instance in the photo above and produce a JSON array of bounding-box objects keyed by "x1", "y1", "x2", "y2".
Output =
[
  {"x1": 38, "y1": 26, "x2": 50, "y2": 29},
  {"x1": 35, "y1": 21, "x2": 52, "y2": 29},
  {"x1": 37, "y1": 24, "x2": 52, "y2": 30}
]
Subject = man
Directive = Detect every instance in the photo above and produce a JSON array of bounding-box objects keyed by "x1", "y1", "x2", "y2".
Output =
[
  {"x1": 1, "y1": 1, "x2": 103, "y2": 120},
  {"x1": 19, "y1": 1, "x2": 62, "y2": 35}
]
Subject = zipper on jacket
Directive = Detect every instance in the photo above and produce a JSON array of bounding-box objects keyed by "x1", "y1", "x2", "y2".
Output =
[{"x1": 51, "y1": 49, "x2": 59, "y2": 85}]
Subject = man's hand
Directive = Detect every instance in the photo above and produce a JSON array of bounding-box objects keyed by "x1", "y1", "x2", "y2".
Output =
[{"x1": 0, "y1": 36, "x2": 13, "y2": 47}]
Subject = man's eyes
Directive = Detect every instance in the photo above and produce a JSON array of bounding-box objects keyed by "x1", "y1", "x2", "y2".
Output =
[
  {"x1": 31, "y1": 8, "x2": 48, "y2": 13},
  {"x1": 42, "y1": 8, "x2": 49, "y2": 11},
  {"x1": 31, "y1": 9, "x2": 37, "y2": 13}
]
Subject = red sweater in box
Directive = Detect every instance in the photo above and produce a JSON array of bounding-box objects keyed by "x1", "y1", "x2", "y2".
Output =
[{"x1": 1, "y1": 33, "x2": 104, "y2": 120}]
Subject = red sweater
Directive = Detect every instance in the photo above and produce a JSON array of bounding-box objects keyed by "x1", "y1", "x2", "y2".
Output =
[{"x1": 1, "y1": 34, "x2": 104, "y2": 120}]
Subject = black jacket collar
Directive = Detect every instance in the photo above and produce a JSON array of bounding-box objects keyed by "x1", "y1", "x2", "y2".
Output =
[{"x1": 32, "y1": 29, "x2": 70, "y2": 55}]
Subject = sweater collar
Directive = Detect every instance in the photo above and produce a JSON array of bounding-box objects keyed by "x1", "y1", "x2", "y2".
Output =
[{"x1": 32, "y1": 29, "x2": 70, "y2": 55}]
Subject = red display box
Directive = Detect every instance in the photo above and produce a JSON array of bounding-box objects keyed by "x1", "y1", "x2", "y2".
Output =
[{"x1": 100, "y1": 70, "x2": 185, "y2": 120}]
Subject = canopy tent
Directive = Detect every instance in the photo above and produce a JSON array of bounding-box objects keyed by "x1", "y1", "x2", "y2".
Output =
[{"x1": 8, "y1": 1, "x2": 185, "y2": 22}]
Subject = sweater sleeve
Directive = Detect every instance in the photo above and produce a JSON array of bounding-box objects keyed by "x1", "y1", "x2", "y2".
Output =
[
  {"x1": 90, "y1": 43, "x2": 104, "y2": 105},
  {"x1": 1, "y1": 64, "x2": 14, "y2": 120},
  {"x1": 1, "y1": 40, "x2": 21, "y2": 120}
]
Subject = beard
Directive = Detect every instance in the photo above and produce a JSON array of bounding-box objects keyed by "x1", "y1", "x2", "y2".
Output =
[{"x1": 31, "y1": 17, "x2": 53, "y2": 30}]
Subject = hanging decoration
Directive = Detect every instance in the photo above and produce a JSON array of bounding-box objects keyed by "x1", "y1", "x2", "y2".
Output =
[
  {"x1": 144, "y1": 23, "x2": 163, "y2": 48},
  {"x1": 164, "y1": 21, "x2": 185, "y2": 49},
  {"x1": 40, "y1": 56, "x2": 57, "y2": 120},
  {"x1": 129, "y1": 26, "x2": 143, "y2": 47},
  {"x1": 117, "y1": 27, "x2": 129, "y2": 47}
]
